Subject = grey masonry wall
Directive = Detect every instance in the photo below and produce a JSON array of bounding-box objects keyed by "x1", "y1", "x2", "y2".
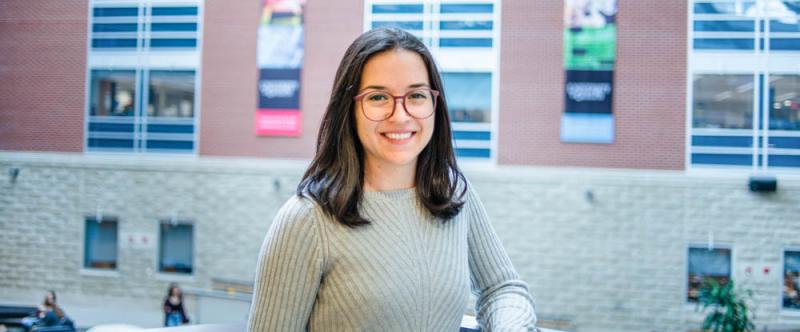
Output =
[{"x1": 1, "y1": 152, "x2": 799, "y2": 331}]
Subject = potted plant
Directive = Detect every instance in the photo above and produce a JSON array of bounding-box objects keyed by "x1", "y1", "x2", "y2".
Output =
[{"x1": 697, "y1": 279, "x2": 755, "y2": 332}]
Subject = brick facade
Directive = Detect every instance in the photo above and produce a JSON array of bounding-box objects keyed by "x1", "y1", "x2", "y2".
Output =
[
  {"x1": 0, "y1": 1, "x2": 87, "y2": 152},
  {"x1": 198, "y1": 0, "x2": 363, "y2": 159},
  {"x1": 498, "y1": 0, "x2": 686, "y2": 169},
  {"x1": 1, "y1": 0, "x2": 688, "y2": 169}
]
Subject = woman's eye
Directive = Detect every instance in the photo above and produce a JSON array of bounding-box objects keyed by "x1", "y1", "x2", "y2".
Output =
[
  {"x1": 368, "y1": 93, "x2": 388, "y2": 101},
  {"x1": 409, "y1": 92, "x2": 428, "y2": 100}
]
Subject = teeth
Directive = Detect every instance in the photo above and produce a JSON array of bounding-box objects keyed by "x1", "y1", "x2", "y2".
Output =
[{"x1": 385, "y1": 132, "x2": 412, "y2": 140}]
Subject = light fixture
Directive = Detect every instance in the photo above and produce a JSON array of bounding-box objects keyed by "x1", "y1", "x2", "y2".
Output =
[{"x1": 8, "y1": 167, "x2": 19, "y2": 184}]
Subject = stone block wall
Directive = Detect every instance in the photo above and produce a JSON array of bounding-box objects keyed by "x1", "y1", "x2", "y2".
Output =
[{"x1": 2, "y1": 152, "x2": 798, "y2": 331}]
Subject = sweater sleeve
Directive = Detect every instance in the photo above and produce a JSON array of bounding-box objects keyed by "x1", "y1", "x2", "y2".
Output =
[
  {"x1": 247, "y1": 196, "x2": 325, "y2": 332},
  {"x1": 465, "y1": 187, "x2": 537, "y2": 331}
]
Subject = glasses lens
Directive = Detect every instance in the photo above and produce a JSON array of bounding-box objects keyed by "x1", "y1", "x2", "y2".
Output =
[
  {"x1": 405, "y1": 89, "x2": 435, "y2": 118},
  {"x1": 363, "y1": 91, "x2": 393, "y2": 120}
]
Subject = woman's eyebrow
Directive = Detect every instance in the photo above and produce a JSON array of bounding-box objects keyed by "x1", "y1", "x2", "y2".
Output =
[
  {"x1": 360, "y1": 83, "x2": 430, "y2": 91},
  {"x1": 361, "y1": 85, "x2": 387, "y2": 91}
]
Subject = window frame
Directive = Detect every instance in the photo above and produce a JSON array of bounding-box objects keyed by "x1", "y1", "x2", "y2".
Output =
[
  {"x1": 84, "y1": 0, "x2": 204, "y2": 156},
  {"x1": 685, "y1": 243, "x2": 735, "y2": 305},
  {"x1": 156, "y1": 219, "x2": 196, "y2": 277},
  {"x1": 782, "y1": 246, "x2": 800, "y2": 315},
  {"x1": 687, "y1": 0, "x2": 800, "y2": 173},
  {"x1": 81, "y1": 215, "x2": 120, "y2": 274}
]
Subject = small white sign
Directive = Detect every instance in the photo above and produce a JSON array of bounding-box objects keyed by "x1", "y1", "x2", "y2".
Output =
[{"x1": 120, "y1": 232, "x2": 156, "y2": 250}]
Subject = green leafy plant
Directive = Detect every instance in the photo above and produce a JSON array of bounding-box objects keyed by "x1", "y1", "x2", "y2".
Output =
[{"x1": 697, "y1": 279, "x2": 755, "y2": 332}]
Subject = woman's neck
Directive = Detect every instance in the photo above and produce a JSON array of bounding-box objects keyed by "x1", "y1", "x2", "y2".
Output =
[{"x1": 363, "y1": 158, "x2": 415, "y2": 192}]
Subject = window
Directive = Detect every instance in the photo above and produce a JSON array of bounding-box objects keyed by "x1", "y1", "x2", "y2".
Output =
[
  {"x1": 693, "y1": 75, "x2": 754, "y2": 130},
  {"x1": 442, "y1": 72, "x2": 492, "y2": 158},
  {"x1": 366, "y1": 0, "x2": 499, "y2": 160},
  {"x1": 91, "y1": 4, "x2": 199, "y2": 50},
  {"x1": 687, "y1": 246, "x2": 731, "y2": 302},
  {"x1": 159, "y1": 222, "x2": 193, "y2": 274},
  {"x1": 769, "y1": 75, "x2": 800, "y2": 131},
  {"x1": 86, "y1": 0, "x2": 201, "y2": 154},
  {"x1": 689, "y1": 1, "x2": 800, "y2": 170},
  {"x1": 785, "y1": 250, "x2": 800, "y2": 310},
  {"x1": 84, "y1": 217, "x2": 118, "y2": 270},
  {"x1": 90, "y1": 70, "x2": 137, "y2": 117}
]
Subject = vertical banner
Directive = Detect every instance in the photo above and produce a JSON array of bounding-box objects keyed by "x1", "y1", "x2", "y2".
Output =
[
  {"x1": 256, "y1": 0, "x2": 305, "y2": 136},
  {"x1": 561, "y1": 0, "x2": 617, "y2": 144}
]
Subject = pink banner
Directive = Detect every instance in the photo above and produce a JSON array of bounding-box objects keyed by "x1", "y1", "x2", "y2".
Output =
[{"x1": 255, "y1": 110, "x2": 302, "y2": 136}]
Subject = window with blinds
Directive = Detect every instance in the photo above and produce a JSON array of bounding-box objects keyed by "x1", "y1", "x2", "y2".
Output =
[
  {"x1": 86, "y1": 0, "x2": 201, "y2": 154},
  {"x1": 366, "y1": 1, "x2": 499, "y2": 161}
]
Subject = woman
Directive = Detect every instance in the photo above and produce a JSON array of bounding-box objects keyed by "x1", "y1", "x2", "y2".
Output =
[
  {"x1": 22, "y1": 291, "x2": 74, "y2": 332},
  {"x1": 163, "y1": 284, "x2": 189, "y2": 327},
  {"x1": 247, "y1": 28, "x2": 536, "y2": 331}
]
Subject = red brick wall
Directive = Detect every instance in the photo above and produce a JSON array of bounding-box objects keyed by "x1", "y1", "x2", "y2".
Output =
[
  {"x1": 199, "y1": 1, "x2": 364, "y2": 159},
  {"x1": 498, "y1": 0, "x2": 686, "y2": 169},
  {"x1": 0, "y1": 1, "x2": 87, "y2": 152}
]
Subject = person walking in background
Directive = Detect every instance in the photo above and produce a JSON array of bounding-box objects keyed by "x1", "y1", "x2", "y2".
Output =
[
  {"x1": 247, "y1": 27, "x2": 536, "y2": 331},
  {"x1": 163, "y1": 284, "x2": 189, "y2": 327}
]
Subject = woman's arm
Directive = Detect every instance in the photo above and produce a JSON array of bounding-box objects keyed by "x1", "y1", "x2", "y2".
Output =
[
  {"x1": 466, "y1": 187, "x2": 537, "y2": 331},
  {"x1": 247, "y1": 197, "x2": 325, "y2": 332}
]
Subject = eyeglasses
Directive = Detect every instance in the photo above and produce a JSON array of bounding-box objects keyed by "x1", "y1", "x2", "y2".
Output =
[{"x1": 353, "y1": 88, "x2": 440, "y2": 121}]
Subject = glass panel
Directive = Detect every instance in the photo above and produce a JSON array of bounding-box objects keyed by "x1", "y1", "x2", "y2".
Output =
[
  {"x1": 90, "y1": 70, "x2": 137, "y2": 117},
  {"x1": 372, "y1": 4, "x2": 424, "y2": 14},
  {"x1": 785, "y1": 251, "x2": 800, "y2": 309},
  {"x1": 93, "y1": 23, "x2": 138, "y2": 32},
  {"x1": 691, "y1": 153, "x2": 752, "y2": 165},
  {"x1": 150, "y1": 39, "x2": 197, "y2": 48},
  {"x1": 440, "y1": 20, "x2": 493, "y2": 30},
  {"x1": 93, "y1": 7, "x2": 139, "y2": 17},
  {"x1": 372, "y1": 21, "x2": 424, "y2": 30},
  {"x1": 159, "y1": 223, "x2": 193, "y2": 274},
  {"x1": 441, "y1": 72, "x2": 492, "y2": 123},
  {"x1": 769, "y1": 75, "x2": 800, "y2": 130},
  {"x1": 782, "y1": 1, "x2": 800, "y2": 15},
  {"x1": 693, "y1": 2, "x2": 757, "y2": 15},
  {"x1": 84, "y1": 217, "x2": 118, "y2": 269},
  {"x1": 770, "y1": 38, "x2": 800, "y2": 50},
  {"x1": 693, "y1": 38, "x2": 755, "y2": 50},
  {"x1": 151, "y1": 7, "x2": 198, "y2": 16},
  {"x1": 440, "y1": 4, "x2": 494, "y2": 13},
  {"x1": 693, "y1": 20, "x2": 754, "y2": 32},
  {"x1": 770, "y1": 20, "x2": 800, "y2": 32},
  {"x1": 439, "y1": 38, "x2": 493, "y2": 47},
  {"x1": 150, "y1": 23, "x2": 198, "y2": 32},
  {"x1": 456, "y1": 148, "x2": 491, "y2": 158},
  {"x1": 688, "y1": 247, "x2": 731, "y2": 302},
  {"x1": 693, "y1": 74, "x2": 754, "y2": 129},
  {"x1": 148, "y1": 71, "x2": 195, "y2": 118}
]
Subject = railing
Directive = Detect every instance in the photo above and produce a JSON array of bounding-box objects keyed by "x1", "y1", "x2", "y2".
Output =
[{"x1": 121, "y1": 322, "x2": 566, "y2": 332}]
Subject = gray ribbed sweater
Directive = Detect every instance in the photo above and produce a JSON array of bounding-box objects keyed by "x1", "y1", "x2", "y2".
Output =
[{"x1": 247, "y1": 186, "x2": 536, "y2": 331}]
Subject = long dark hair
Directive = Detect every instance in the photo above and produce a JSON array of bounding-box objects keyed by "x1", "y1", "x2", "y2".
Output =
[
  {"x1": 166, "y1": 283, "x2": 183, "y2": 303},
  {"x1": 43, "y1": 290, "x2": 64, "y2": 319},
  {"x1": 297, "y1": 28, "x2": 466, "y2": 227}
]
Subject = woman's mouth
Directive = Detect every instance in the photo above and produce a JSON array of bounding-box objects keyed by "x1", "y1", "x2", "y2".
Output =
[{"x1": 382, "y1": 131, "x2": 416, "y2": 143}]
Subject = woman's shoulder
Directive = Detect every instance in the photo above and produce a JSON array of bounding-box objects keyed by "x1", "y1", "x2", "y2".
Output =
[{"x1": 272, "y1": 194, "x2": 329, "y2": 230}]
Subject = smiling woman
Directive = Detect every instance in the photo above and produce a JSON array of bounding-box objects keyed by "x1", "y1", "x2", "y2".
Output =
[{"x1": 246, "y1": 28, "x2": 537, "y2": 332}]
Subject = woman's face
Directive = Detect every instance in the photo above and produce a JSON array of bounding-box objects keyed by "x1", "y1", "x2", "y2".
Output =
[
  {"x1": 355, "y1": 48, "x2": 435, "y2": 172},
  {"x1": 45, "y1": 292, "x2": 54, "y2": 304}
]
